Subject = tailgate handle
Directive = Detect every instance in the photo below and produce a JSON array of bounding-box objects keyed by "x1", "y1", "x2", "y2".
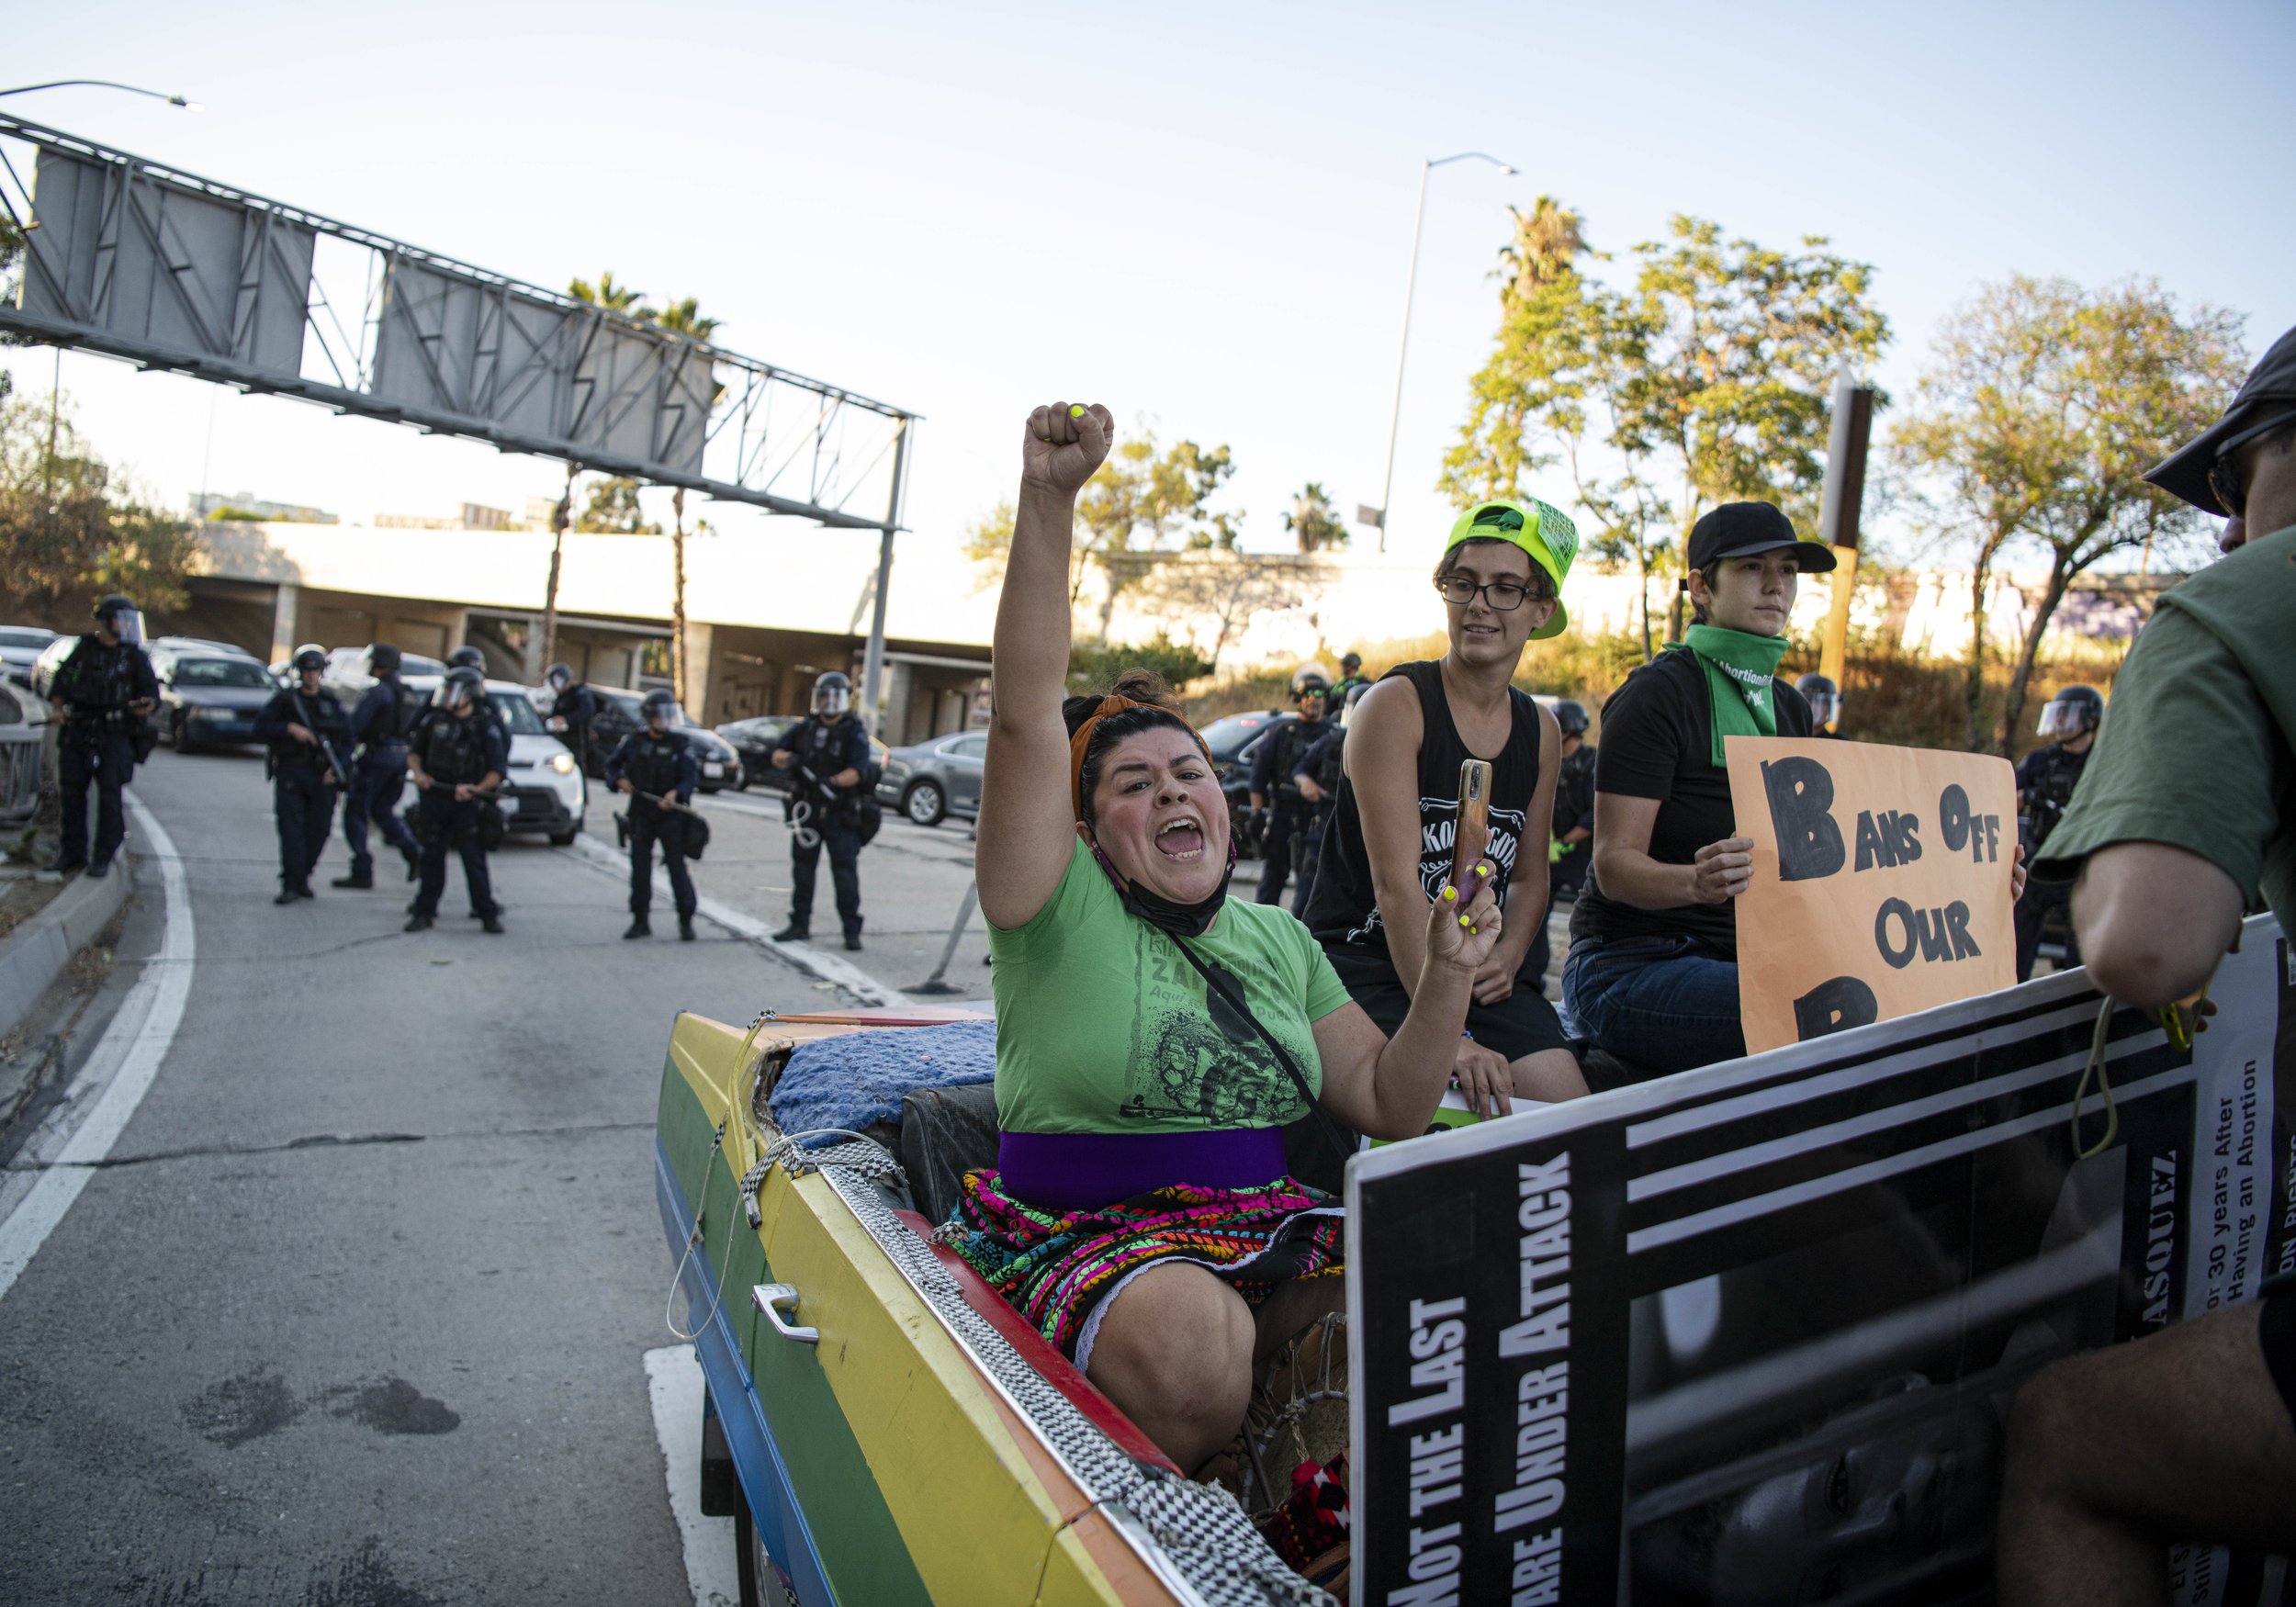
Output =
[{"x1": 752, "y1": 1283, "x2": 818, "y2": 1344}]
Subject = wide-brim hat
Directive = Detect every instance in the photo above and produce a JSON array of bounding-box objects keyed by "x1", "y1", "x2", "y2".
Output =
[
  {"x1": 2145, "y1": 324, "x2": 2296, "y2": 513},
  {"x1": 1686, "y1": 501, "x2": 1837, "y2": 574},
  {"x1": 1443, "y1": 498, "x2": 1577, "y2": 641}
]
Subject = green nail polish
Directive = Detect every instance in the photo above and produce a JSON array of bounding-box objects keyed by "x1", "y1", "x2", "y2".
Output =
[
  {"x1": 1441, "y1": 885, "x2": 1457, "y2": 901},
  {"x1": 1069, "y1": 404, "x2": 1084, "y2": 417},
  {"x1": 1460, "y1": 915, "x2": 1472, "y2": 927}
]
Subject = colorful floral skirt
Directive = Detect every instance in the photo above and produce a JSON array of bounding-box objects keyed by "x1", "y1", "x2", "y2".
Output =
[{"x1": 947, "y1": 1170, "x2": 1345, "y2": 1366}]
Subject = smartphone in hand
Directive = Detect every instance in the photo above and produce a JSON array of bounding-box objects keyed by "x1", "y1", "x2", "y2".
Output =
[{"x1": 1452, "y1": 759, "x2": 1491, "y2": 894}]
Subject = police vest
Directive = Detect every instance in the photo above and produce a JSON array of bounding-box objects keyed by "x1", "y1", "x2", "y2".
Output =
[
  {"x1": 625, "y1": 733, "x2": 686, "y2": 796},
  {"x1": 2021, "y1": 744, "x2": 2089, "y2": 852},
  {"x1": 1270, "y1": 720, "x2": 1325, "y2": 800},
  {"x1": 364, "y1": 680, "x2": 406, "y2": 747},
  {"x1": 61, "y1": 638, "x2": 140, "y2": 716},
  {"x1": 422, "y1": 712, "x2": 491, "y2": 784}
]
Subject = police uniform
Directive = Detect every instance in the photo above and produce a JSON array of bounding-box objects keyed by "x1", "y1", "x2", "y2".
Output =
[
  {"x1": 404, "y1": 691, "x2": 511, "y2": 931},
  {"x1": 546, "y1": 669, "x2": 600, "y2": 777},
  {"x1": 49, "y1": 623, "x2": 159, "y2": 876},
  {"x1": 2014, "y1": 740, "x2": 2089, "y2": 980},
  {"x1": 1289, "y1": 724, "x2": 1347, "y2": 916},
  {"x1": 604, "y1": 720, "x2": 700, "y2": 938},
  {"x1": 776, "y1": 709, "x2": 873, "y2": 947},
  {"x1": 1249, "y1": 711, "x2": 1331, "y2": 907},
  {"x1": 254, "y1": 673, "x2": 353, "y2": 901},
  {"x1": 336, "y1": 656, "x2": 421, "y2": 887}
]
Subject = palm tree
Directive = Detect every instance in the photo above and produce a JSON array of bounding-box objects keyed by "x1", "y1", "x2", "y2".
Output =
[
  {"x1": 650, "y1": 298, "x2": 724, "y2": 712},
  {"x1": 539, "y1": 273, "x2": 655, "y2": 669},
  {"x1": 1284, "y1": 482, "x2": 1348, "y2": 554}
]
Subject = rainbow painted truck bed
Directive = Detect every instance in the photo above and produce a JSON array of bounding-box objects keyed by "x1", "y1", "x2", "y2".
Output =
[{"x1": 654, "y1": 1007, "x2": 1323, "y2": 1607}]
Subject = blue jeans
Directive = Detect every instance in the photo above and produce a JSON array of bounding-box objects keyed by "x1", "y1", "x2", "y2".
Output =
[{"x1": 1561, "y1": 933, "x2": 1746, "y2": 1075}]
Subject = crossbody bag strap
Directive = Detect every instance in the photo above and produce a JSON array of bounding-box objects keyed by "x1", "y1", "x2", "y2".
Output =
[{"x1": 1164, "y1": 933, "x2": 1356, "y2": 1169}]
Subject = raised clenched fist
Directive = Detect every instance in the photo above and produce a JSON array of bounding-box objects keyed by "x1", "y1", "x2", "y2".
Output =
[{"x1": 1021, "y1": 401, "x2": 1113, "y2": 500}]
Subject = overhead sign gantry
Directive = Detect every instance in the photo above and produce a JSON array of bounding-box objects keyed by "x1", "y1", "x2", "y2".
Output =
[{"x1": 0, "y1": 114, "x2": 919, "y2": 718}]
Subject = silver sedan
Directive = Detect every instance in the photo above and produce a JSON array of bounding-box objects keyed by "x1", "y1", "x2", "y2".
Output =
[{"x1": 875, "y1": 730, "x2": 985, "y2": 827}]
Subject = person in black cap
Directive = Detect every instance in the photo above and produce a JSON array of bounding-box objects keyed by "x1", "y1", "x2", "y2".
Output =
[
  {"x1": 1563, "y1": 503, "x2": 1923, "y2": 1077},
  {"x1": 1331, "y1": 652, "x2": 1371, "y2": 703},
  {"x1": 2010, "y1": 684, "x2": 2102, "y2": 980},
  {"x1": 333, "y1": 643, "x2": 421, "y2": 889},
  {"x1": 1997, "y1": 325, "x2": 2296, "y2": 1604},
  {"x1": 253, "y1": 646, "x2": 353, "y2": 903},
  {"x1": 1794, "y1": 672, "x2": 1842, "y2": 736},
  {"x1": 604, "y1": 688, "x2": 700, "y2": 940},
  {"x1": 47, "y1": 593, "x2": 159, "y2": 879}
]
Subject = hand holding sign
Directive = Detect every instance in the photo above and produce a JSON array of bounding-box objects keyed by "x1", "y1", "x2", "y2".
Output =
[{"x1": 1727, "y1": 737, "x2": 2019, "y2": 1054}]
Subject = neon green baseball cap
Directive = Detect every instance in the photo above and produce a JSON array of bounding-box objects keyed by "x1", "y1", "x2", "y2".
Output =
[{"x1": 1443, "y1": 498, "x2": 1577, "y2": 640}]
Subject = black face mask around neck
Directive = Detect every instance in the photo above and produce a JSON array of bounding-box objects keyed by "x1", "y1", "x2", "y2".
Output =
[{"x1": 1089, "y1": 840, "x2": 1236, "y2": 938}]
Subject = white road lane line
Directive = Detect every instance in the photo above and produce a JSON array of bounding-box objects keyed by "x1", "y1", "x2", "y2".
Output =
[
  {"x1": 645, "y1": 1343, "x2": 741, "y2": 1607},
  {"x1": 0, "y1": 791, "x2": 194, "y2": 1305},
  {"x1": 565, "y1": 833, "x2": 897, "y2": 1006}
]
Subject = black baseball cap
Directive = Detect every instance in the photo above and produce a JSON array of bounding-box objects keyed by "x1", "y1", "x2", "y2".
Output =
[
  {"x1": 2145, "y1": 323, "x2": 2296, "y2": 514},
  {"x1": 1686, "y1": 501, "x2": 1837, "y2": 573}
]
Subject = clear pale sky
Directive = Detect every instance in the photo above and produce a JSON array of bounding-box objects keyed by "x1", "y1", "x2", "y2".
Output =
[{"x1": 5, "y1": 0, "x2": 2290, "y2": 574}]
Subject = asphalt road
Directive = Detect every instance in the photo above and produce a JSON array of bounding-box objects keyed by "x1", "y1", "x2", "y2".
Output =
[{"x1": 0, "y1": 747, "x2": 872, "y2": 1605}]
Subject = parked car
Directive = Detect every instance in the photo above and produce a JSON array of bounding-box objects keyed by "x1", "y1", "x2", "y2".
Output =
[
  {"x1": 321, "y1": 645, "x2": 447, "y2": 698},
  {"x1": 148, "y1": 639, "x2": 276, "y2": 750},
  {"x1": 0, "y1": 625, "x2": 58, "y2": 684},
  {"x1": 717, "y1": 715, "x2": 891, "y2": 798},
  {"x1": 400, "y1": 675, "x2": 587, "y2": 845},
  {"x1": 590, "y1": 688, "x2": 743, "y2": 792},
  {"x1": 876, "y1": 730, "x2": 985, "y2": 826}
]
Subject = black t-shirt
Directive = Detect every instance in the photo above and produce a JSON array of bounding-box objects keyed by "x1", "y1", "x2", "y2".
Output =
[
  {"x1": 1303, "y1": 660, "x2": 1544, "y2": 968},
  {"x1": 1568, "y1": 649, "x2": 1812, "y2": 960}
]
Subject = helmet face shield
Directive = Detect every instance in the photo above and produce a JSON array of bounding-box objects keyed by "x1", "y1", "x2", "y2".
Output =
[
  {"x1": 813, "y1": 671, "x2": 851, "y2": 717},
  {"x1": 2036, "y1": 687, "x2": 2103, "y2": 738},
  {"x1": 642, "y1": 691, "x2": 678, "y2": 728}
]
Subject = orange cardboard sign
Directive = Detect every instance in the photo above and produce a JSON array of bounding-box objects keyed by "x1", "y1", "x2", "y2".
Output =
[{"x1": 1726, "y1": 737, "x2": 2019, "y2": 1054}]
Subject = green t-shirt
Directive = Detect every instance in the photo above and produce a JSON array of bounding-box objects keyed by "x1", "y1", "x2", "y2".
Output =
[
  {"x1": 2036, "y1": 524, "x2": 2296, "y2": 922},
  {"x1": 988, "y1": 837, "x2": 1356, "y2": 1135}
]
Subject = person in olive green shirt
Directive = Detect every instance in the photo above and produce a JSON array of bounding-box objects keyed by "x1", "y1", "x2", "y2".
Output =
[{"x1": 2000, "y1": 325, "x2": 2296, "y2": 1605}]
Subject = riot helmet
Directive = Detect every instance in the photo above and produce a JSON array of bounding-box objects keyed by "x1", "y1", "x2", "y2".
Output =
[
  {"x1": 1795, "y1": 672, "x2": 1841, "y2": 728},
  {"x1": 94, "y1": 593, "x2": 143, "y2": 646},
  {"x1": 443, "y1": 666, "x2": 485, "y2": 711},
  {"x1": 813, "y1": 671, "x2": 852, "y2": 717},
  {"x1": 2036, "y1": 684, "x2": 2104, "y2": 739},
  {"x1": 1551, "y1": 698, "x2": 1590, "y2": 737},
  {"x1": 291, "y1": 646, "x2": 328, "y2": 676},
  {"x1": 1289, "y1": 664, "x2": 1332, "y2": 708},
  {"x1": 1339, "y1": 652, "x2": 1363, "y2": 675},
  {"x1": 448, "y1": 646, "x2": 486, "y2": 672},
  {"x1": 366, "y1": 642, "x2": 402, "y2": 677},
  {"x1": 641, "y1": 688, "x2": 679, "y2": 728},
  {"x1": 546, "y1": 662, "x2": 572, "y2": 691}
]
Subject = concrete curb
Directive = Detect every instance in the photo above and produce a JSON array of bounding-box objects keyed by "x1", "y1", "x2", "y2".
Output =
[{"x1": 0, "y1": 859, "x2": 132, "y2": 1042}]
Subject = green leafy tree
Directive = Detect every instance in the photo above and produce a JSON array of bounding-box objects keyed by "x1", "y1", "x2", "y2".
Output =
[
  {"x1": 1892, "y1": 276, "x2": 2246, "y2": 753},
  {"x1": 1075, "y1": 429, "x2": 1237, "y2": 641},
  {"x1": 568, "y1": 270, "x2": 648, "y2": 314},
  {"x1": 1066, "y1": 632, "x2": 1212, "y2": 694},
  {"x1": 650, "y1": 296, "x2": 724, "y2": 709},
  {"x1": 0, "y1": 395, "x2": 197, "y2": 623},
  {"x1": 1283, "y1": 482, "x2": 1349, "y2": 553},
  {"x1": 1447, "y1": 204, "x2": 1889, "y2": 656},
  {"x1": 574, "y1": 477, "x2": 658, "y2": 534}
]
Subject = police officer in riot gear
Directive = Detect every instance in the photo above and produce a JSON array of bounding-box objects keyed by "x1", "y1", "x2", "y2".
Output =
[
  {"x1": 1288, "y1": 680, "x2": 1369, "y2": 916},
  {"x1": 1795, "y1": 672, "x2": 1843, "y2": 736},
  {"x1": 1248, "y1": 666, "x2": 1332, "y2": 907},
  {"x1": 332, "y1": 642, "x2": 422, "y2": 888},
  {"x1": 1332, "y1": 651, "x2": 1371, "y2": 703},
  {"x1": 543, "y1": 662, "x2": 598, "y2": 776},
  {"x1": 605, "y1": 688, "x2": 700, "y2": 940},
  {"x1": 254, "y1": 646, "x2": 353, "y2": 903},
  {"x1": 404, "y1": 667, "x2": 509, "y2": 934},
  {"x1": 1525, "y1": 698, "x2": 1598, "y2": 993},
  {"x1": 2013, "y1": 683, "x2": 2103, "y2": 980},
  {"x1": 770, "y1": 670, "x2": 873, "y2": 950},
  {"x1": 48, "y1": 593, "x2": 159, "y2": 879}
]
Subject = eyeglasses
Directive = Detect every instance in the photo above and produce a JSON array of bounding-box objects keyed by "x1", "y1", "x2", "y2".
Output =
[
  {"x1": 1435, "y1": 574, "x2": 1546, "y2": 612},
  {"x1": 2205, "y1": 410, "x2": 2296, "y2": 519}
]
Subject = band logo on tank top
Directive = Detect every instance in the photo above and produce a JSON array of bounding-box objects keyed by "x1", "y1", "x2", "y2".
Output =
[{"x1": 1351, "y1": 799, "x2": 1528, "y2": 944}]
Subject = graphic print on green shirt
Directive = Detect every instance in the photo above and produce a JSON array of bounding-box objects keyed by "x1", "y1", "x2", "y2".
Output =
[{"x1": 989, "y1": 837, "x2": 1354, "y2": 1136}]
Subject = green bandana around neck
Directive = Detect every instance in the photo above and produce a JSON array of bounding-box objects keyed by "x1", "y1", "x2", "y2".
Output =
[{"x1": 1670, "y1": 624, "x2": 1791, "y2": 766}]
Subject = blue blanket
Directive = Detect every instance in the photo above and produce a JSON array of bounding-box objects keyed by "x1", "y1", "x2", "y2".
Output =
[{"x1": 770, "y1": 1018, "x2": 997, "y2": 1144}]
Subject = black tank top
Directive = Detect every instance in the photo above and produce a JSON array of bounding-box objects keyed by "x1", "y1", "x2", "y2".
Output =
[{"x1": 1301, "y1": 660, "x2": 1543, "y2": 963}]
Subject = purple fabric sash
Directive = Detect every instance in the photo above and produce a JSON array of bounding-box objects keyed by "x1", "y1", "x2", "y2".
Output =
[{"x1": 996, "y1": 1127, "x2": 1289, "y2": 1214}]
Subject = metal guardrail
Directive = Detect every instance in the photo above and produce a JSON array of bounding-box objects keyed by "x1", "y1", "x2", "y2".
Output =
[{"x1": 0, "y1": 733, "x2": 41, "y2": 827}]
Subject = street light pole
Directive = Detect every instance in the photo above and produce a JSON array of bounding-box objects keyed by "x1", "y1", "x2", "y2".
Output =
[
  {"x1": 0, "y1": 80, "x2": 202, "y2": 110},
  {"x1": 1372, "y1": 151, "x2": 1515, "y2": 555}
]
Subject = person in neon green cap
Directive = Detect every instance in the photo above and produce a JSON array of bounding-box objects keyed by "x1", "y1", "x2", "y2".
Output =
[{"x1": 1299, "y1": 496, "x2": 1591, "y2": 1129}]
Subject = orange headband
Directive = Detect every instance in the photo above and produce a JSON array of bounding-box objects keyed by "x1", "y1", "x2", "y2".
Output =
[{"x1": 1067, "y1": 695, "x2": 1211, "y2": 820}]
